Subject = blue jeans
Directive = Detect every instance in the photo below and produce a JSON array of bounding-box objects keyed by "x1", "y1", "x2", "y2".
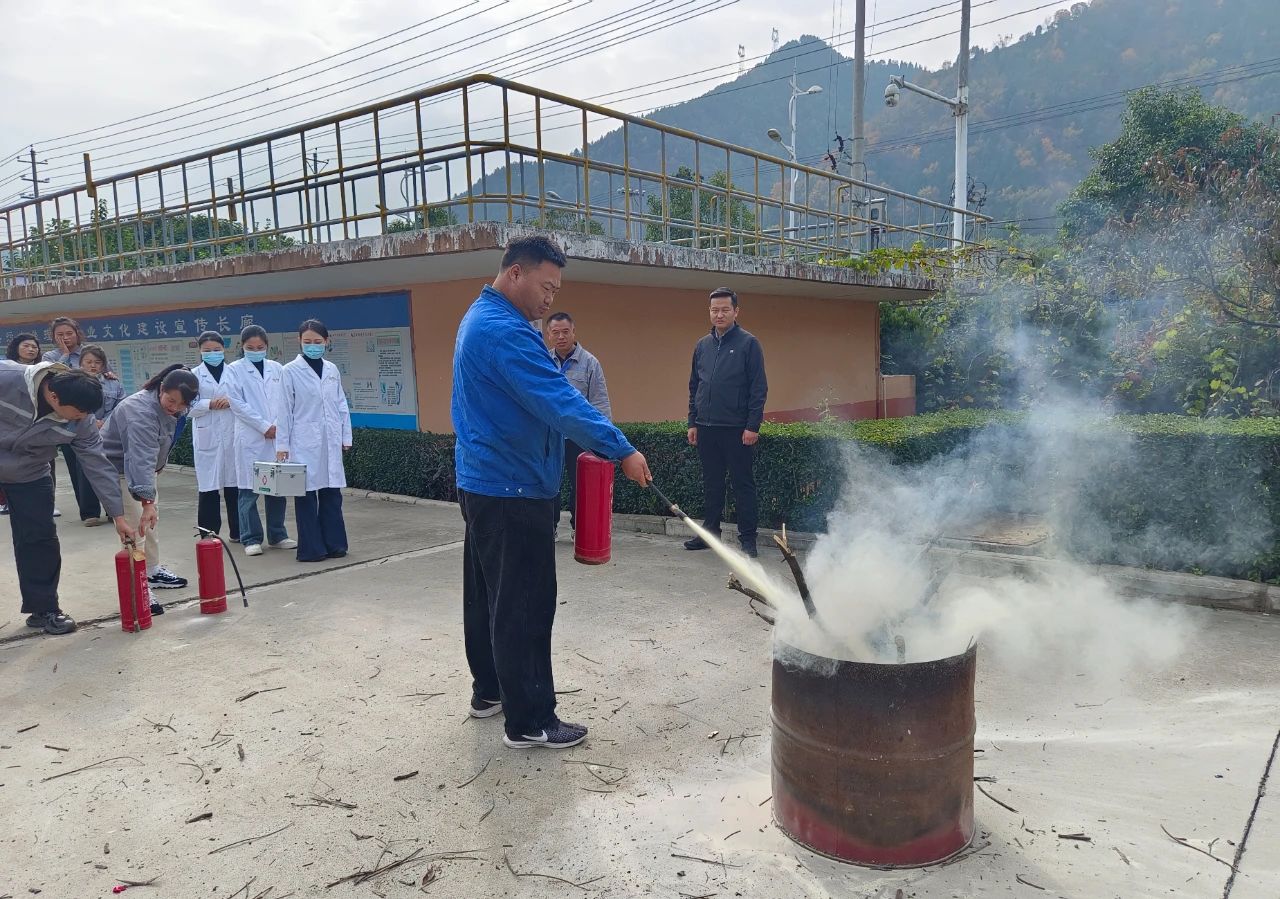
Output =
[
  {"x1": 294, "y1": 488, "x2": 347, "y2": 561},
  {"x1": 238, "y1": 490, "x2": 288, "y2": 548}
]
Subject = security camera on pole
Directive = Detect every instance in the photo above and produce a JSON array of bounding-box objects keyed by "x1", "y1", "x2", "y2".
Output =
[
  {"x1": 767, "y1": 71, "x2": 823, "y2": 241},
  {"x1": 885, "y1": 0, "x2": 970, "y2": 245}
]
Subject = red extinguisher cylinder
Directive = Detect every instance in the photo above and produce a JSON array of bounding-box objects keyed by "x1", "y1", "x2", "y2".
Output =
[
  {"x1": 574, "y1": 452, "x2": 615, "y2": 565},
  {"x1": 196, "y1": 537, "x2": 228, "y2": 615},
  {"x1": 115, "y1": 547, "x2": 152, "y2": 632}
]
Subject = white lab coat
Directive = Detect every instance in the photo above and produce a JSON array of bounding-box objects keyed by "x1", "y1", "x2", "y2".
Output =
[
  {"x1": 226, "y1": 358, "x2": 286, "y2": 491},
  {"x1": 190, "y1": 363, "x2": 238, "y2": 492},
  {"x1": 277, "y1": 356, "x2": 353, "y2": 492}
]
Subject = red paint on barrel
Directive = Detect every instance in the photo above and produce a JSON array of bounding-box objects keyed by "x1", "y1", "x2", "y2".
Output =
[{"x1": 573, "y1": 452, "x2": 615, "y2": 565}]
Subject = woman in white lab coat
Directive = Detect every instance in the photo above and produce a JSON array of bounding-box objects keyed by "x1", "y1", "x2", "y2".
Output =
[
  {"x1": 191, "y1": 331, "x2": 240, "y2": 542},
  {"x1": 225, "y1": 325, "x2": 296, "y2": 557},
  {"x1": 277, "y1": 319, "x2": 352, "y2": 562}
]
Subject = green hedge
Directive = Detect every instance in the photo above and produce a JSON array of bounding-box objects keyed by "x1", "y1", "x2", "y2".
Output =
[{"x1": 168, "y1": 410, "x2": 1280, "y2": 581}]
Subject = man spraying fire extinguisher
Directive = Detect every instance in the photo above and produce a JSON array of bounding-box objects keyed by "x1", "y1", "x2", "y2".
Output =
[{"x1": 452, "y1": 235, "x2": 651, "y2": 752}]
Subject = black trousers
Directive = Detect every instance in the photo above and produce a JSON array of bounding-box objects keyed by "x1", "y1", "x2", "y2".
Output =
[
  {"x1": 557, "y1": 439, "x2": 585, "y2": 529},
  {"x1": 460, "y1": 489, "x2": 559, "y2": 739},
  {"x1": 1, "y1": 475, "x2": 62, "y2": 615},
  {"x1": 696, "y1": 425, "x2": 759, "y2": 540},
  {"x1": 198, "y1": 487, "x2": 240, "y2": 541},
  {"x1": 295, "y1": 488, "x2": 347, "y2": 561},
  {"x1": 59, "y1": 444, "x2": 101, "y2": 521}
]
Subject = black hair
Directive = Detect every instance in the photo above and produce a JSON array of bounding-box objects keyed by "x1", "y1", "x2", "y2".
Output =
[
  {"x1": 709, "y1": 287, "x2": 739, "y2": 308},
  {"x1": 546, "y1": 312, "x2": 574, "y2": 325},
  {"x1": 240, "y1": 324, "x2": 269, "y2": 345},
  {"x1": 45, "y1": 370, "x2": 103, "y2": 413},
  {"x1": 500, "y1": 234, "x2": 567, "y2": 272},
  {"x1": 79, "y1": 344, "x2": 108, "y2": 366},
  {"x1": 143, "y1": 363, "x2": 200, "y2": 406},
  {"x1": 298, "y1": 319, "x2": 329, "y2": 339},
  {"x1": 49, "y1": 316, "x2": 83, "y2": 338},
  {"x1": 197, "y1": 330, "x2": 225, "y2": 348},
  {"x1": 5, "y1": 332, "x2": 39, "y2": 362}
]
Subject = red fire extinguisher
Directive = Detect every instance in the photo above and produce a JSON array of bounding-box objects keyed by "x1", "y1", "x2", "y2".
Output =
[
  {"x1": 115, "y1": 541, "x2": 152, "y2": 633},
  {"x1": 195, "y1": 527, "x2": 249, "y2": 613},
  {"x1": 574, "y1": 452, "x2": 615, "y2": 565}
]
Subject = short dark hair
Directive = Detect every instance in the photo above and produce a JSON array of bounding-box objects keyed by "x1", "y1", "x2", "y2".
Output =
[
  {"x1": 298, "y1": 319, "x2": 330, "y2": 339},
  {"x1": 5, "y1": 332, "x2": 39, "y2": 362},
  {"x1": 500, "y1": 235, "x2": 567, "y2": 272},
  {"x1": 709, "y1": 287, "x2": 738, "y2": 308},
  {"x1": 546, "y1": 312, "x2": 574, "y2": 325},
  {"x1": 197, "y1": 330, "x2": 225, "y2": 348},
  {"x1": 46, "y1": 369, "x2": 104, "y2": 413},
  {"x1": 240, "y1": 324, "x2": 269, "y2": 345},
  {"x1": 79, "y1": 344, "x2": 108, "y2": 366}
]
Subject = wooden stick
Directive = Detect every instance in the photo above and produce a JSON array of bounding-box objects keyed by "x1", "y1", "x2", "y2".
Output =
[
  {"x1": 670, "y1": 852, "x2": 742, "y2": 868},
  {"x1": 325, "y1": 848, "x2": 425, "y2": 888},
  {"x1": 976, "y1": 783, "x2": 1019, "y2": 814},
  {"x1": 456, "y1": 756, "x2": 492, "y2": 788},
  {"x1": 1159, "y1": 824, "x2": 1236, "y2": 871},
  {"x1": 502, "y1": 853, "x2": 602, "y2": 890},
  {"x1": 40, "y1": 755, "x2": 140, "y2": 782},
  {"x1": 772, "y1": 530, "x2": 817, "y2": 619},
  {"x1": 726, "y1": 574, "x2": 771, "y2": 606},
  {"x1": 1015, "y1": 873, "x2": 1046, "y2": 891},
  {"x1": 208, "y1": 823, "x2": 293, "y2": 855}
]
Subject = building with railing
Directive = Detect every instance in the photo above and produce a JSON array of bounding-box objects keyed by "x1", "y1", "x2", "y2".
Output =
[{"x1": 0, "y1": 75, "x2": 988, "y2": 428}]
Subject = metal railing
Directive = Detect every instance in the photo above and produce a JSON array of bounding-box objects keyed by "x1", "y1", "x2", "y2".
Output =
[{"x1": 0, "y1": 74, "x2": 989, "y2": 288}]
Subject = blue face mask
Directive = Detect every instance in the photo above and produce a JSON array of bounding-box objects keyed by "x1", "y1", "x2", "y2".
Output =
[
  {"x1": 302, "y1": 344, "x2": 327, "y2": 360},
  {"x1": 244, "y1": 349, "x2": 268, "y2": 363},
  {"x1": 201, "y1": 351, "x2": 225, "y2": 366}
]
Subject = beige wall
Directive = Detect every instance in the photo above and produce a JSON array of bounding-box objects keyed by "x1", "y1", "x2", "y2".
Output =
[{"x1": 10, "y1": 276, "x2": 884, "y2": 433}]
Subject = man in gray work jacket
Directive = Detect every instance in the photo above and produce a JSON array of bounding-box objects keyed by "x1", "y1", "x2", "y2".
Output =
[
  {"x1": 685, "y1": 287, "x2": 768, "y2": 558},
  {"x1": 0, "y1": 361, "x2": 136, "y2": 634},
  {"x1": 546, "y1": 311, "x2": 612, "y2": 531}
]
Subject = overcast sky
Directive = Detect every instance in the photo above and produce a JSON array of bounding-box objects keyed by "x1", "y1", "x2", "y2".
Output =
[{"x1": 0, "y1": 0, "x2": 1080, "y2": 199}]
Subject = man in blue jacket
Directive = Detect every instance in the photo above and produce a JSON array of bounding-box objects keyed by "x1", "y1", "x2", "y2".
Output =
[{"x1": 453, "y1": 235, "x2": 651, "y2": 751}]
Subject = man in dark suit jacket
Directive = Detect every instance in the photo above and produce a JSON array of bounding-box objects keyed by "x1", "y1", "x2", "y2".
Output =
[{"x1": 685, "y1": 287, "x2": 768, "y2": 558}]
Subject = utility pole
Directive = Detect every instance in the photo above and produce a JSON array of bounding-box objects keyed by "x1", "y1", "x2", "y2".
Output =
[
  {"x1": 20, "y1": 147, "x2": 50, "y2": 269},
  {"x1": 852, "y1": 0, "x2": 867, "y2": 248},
  {"x1": 954, "y1": 0, "x2": 970, "y2": 244}
]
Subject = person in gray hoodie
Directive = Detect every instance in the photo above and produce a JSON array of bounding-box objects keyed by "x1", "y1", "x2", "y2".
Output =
[
  {"x1": 0, "y1": 361, "x2": 135, "y2": 635},
  {"x1": 101, "y1": 364, "x2": 200, "y2": 607}
]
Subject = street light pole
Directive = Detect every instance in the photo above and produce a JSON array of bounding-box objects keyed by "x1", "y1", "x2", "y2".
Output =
[
  {"x1": 768, "y1": 75, "x2": 823, "y2": 240},
  {"x1": 885, "y1": 0, "x2": 970, "y2": 246}
]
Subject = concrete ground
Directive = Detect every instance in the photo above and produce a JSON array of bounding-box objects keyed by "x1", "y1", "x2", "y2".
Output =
[{"x1": 1, "y1": 471, "x2": 1277, "y2": 898}]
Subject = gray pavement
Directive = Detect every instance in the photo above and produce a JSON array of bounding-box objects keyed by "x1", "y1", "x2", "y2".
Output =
[{"x1": 1, "y1": 471, "x2": 1277, "y2": 898}]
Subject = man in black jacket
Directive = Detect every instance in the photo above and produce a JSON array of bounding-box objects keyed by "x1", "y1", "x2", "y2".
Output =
[{"x1": 685, "y1": 287, "x2": 768, "y2": 557}]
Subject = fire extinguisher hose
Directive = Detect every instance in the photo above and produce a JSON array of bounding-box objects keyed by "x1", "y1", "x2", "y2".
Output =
[
  {"x1": 195, "y1": 527, "x2": 250, "y2": 607},
  {"x1": 122, "y1": 537, "x2": 141, "y2": 634},
  {"x1": 647, "y1": 480, "x2": 689, "y2": 522}
]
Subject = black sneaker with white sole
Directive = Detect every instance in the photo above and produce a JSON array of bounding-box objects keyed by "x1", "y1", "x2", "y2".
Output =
[
  {"x1": 149, "y1": 602, "x2": 165, "y2": 616},
  {"x1": 147, "y1": 567, "x2": 188, "y2": 589},
  {"x1": 503, "y1": 720, "x2": 588, "y2": 750},
  {"x1": 28, "y1": 610, "x2": 76, "y2": 635},
  {"x1": 469, "y1": 697, "x2": 503, "y2": 719}
]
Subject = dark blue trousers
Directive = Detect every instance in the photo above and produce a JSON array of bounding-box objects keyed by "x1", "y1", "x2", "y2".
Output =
[{"x1": 295, "y1": 488, "x2": 348, "y2": 561}]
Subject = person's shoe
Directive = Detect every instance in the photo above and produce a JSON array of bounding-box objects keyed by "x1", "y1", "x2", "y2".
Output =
[
  {"x1": 503, "y1": 720, "x2": 589, "y2": 750},
  {"x1": 684, "y1": 536, "x2": 712, "y2": 551},
  {"x1": 33, "y1": 610, "x2": 76, "y2": 635},
  {"x1": 25, "y1": 613, "x2": 43, "y2": 628},
  {"x1": 229, "y1": 536, "x2": 241, "y2": 544},
  {"x1": 270, "y1": 538, "x2": 298, "y2": 550},
  {"x1": 52, "y1": 508, "x2": 62, "y2": 518},
  {"x1": 82, "y1": 517, "x2": 104, "y2": 527},
  {"x1": 0, "y1": 504, "x2": 9, "y2": 515},
  {"x1": 327, "y1": 550, "x2": 347, "y2": 559},
  {"x1": 149, "y1": 602, "x2": 165, "y2": 616},
  {"x1": 739, "y1": 538, "x2": 758, "y2": 559},
  {"x1": 148, "y1": 567, "x2": 188, "y2": 590},
  {"x1": 469, "y1": 697, "x2": 504, "y2": 719},
  {"x1": 244, "y1": 544, "x2": 263, "y2": 557}
]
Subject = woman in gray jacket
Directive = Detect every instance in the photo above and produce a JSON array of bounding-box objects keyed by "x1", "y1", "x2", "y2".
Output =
[
  {"x1": 72, "y1": 344, "x2": 125, "y2": 526},
  {"x1": 101, "y1": 364, "x2": 200, "y2": 609}
]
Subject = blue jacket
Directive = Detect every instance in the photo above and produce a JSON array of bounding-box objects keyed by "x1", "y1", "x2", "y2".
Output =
[{"x1": 453, "y1": 286, "x2": 636, "y2": 499}]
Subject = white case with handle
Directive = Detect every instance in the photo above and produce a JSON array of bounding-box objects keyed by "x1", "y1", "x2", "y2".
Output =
[{"x1": 252, "y1": 461, "x2": 307, "y2": 497}]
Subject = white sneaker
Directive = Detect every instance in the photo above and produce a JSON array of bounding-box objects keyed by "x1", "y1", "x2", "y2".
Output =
[
  {"x1": 52, "y1": 508, "x2": 62, "y2": 518},
  {"x1": 269, "y1": 538, "x2": 298, "y2": 550},
  {"x1": 244, "y1": 544, "x2": 263, "y2": 557}
]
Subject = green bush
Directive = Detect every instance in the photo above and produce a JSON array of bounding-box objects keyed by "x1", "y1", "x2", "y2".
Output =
[{"x1": 168, "y1": 410, "x2": 1280, "y2": 581}]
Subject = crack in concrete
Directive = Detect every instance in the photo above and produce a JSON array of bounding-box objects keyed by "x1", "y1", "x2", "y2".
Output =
[
  {"x1": 0, "y1": 539, "x2": 464, "y2": 647},
  {"x1": 1222, "y1": 726, "x2": 1280, "y2": 898}
]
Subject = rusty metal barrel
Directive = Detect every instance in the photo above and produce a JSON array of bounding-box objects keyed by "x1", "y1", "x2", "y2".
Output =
[{"x1": 771, "y1": 642, "x2": 976, "y2": 867}]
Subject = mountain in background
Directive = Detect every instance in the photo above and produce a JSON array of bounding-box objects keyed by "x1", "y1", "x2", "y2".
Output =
[{"x1": 482, "y1": 0, "x2": 1279, "y2": 233}]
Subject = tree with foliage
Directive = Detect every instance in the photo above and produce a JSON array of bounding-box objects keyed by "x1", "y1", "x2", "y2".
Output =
[
  {"x1": 644, "y1": 167, "x2": 759, "y2": 253},
  {"x1": 386, "y1": 206, "x2": 459, "y2": 232}
]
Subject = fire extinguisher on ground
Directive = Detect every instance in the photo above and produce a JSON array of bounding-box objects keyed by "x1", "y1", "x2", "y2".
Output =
[
  {"x1": 115, "y1": 540, "x2": 151, "y2": 633},
  {"x1": 195, "y1": 527, "x2": 249, "y2": 614},
  {"x1": 573, "y1": 452, "x2": 615, "y2": 565}
]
